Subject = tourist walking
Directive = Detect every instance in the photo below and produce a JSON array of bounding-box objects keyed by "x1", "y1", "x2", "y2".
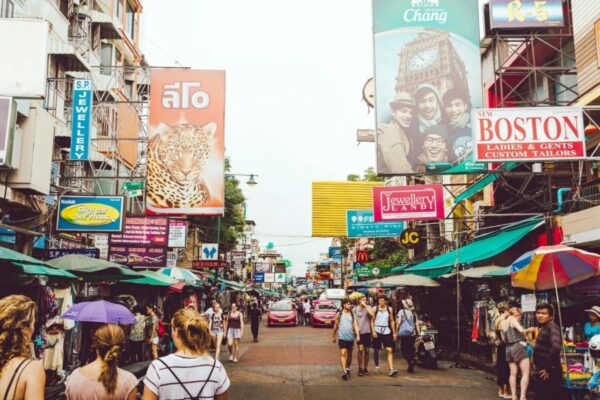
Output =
[
  {"x1": 396, "y1": 299, "x2": 419, "y2": 373},
  {"x1": 371, "y1": 295, "x2": 398, "y2": 377},
  {"x1": 146, "y1": 304, "x2": 160, "y2": 360},
  {"x1": 533, "y1": 303, "x2": 565, "y2": 400},
  {"x1": 209, "y1": 302, "x2": 226, "y2": 360},
  {"x1": 225, "y1": 303, "x2": 244, "y2": 363},
  {"x1": 249, "y1": 302, "x2": 262, "y2": 342},
  {"x1": 494, "y1": 303, "x2": 511, "y2": 399},
  {"x1": 353, "y1": 294, "x2": 374, "y2": 376},
  {"x1": 129, "y1": 305, "x2": 146, "y2": 363},
  {"x1": 0, "y1": 295, "x2": 45, "y2": 400},
  {"x1": 142, "y1": 308, "x2": 230, "y2": 400},
  {"x1": 66, "y1": 324, "x2": 138, "y2": 400},
  {"x1": 505, "y1": 307, "x2": 531, "y2": 400},
  {"x1": 332, "y1": 298, "x2": 360, "y2": 380}
]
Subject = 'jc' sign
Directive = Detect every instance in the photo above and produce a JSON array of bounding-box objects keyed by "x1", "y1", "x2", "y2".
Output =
[{"x1": 400, "y1": 229, "x2": 421, "y2": 249}]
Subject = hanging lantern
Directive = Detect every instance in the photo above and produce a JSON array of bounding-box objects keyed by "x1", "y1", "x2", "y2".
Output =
[{"x1": 584, "y1": 122, "x2": 599, "y2": 136}]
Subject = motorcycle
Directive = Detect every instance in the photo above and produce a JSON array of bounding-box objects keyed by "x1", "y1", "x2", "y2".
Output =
[{"x1": 415, "y1": 330, "x2": 438, "y2": 369}]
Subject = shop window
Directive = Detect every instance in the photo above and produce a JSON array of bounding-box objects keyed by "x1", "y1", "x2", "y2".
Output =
[
  {"x1": 126, "y1": 2, "x2": 135, "y2": 40},
  {"x1": 100, "y1": 42, "x2": 113, "y2": 76},
  {"x1": 0, "y1": 0, "x2": 14, "y2": 18}
]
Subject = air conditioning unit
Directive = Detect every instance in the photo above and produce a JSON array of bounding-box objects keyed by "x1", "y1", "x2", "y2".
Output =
[{"x1": 0, "y1": 97, "x2": 18, "y2": 169}]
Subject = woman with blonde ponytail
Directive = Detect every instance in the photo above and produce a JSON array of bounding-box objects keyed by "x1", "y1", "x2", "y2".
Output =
[
  {"x1": 143, "y1": 308, "x2": 230, "y2": 400},
  {"x1": 66, "y1": 324, "x2": 138, "y2": 400},
  {"x1": 0, "y1": 295, "x2": 45, "y2": 400}
]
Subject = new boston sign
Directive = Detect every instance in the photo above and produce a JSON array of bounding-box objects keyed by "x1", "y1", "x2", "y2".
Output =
[{"x1": 346, "y1": 210, "x2": 404, "y2": 238}]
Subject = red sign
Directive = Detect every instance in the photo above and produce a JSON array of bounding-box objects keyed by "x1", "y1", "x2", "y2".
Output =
[
  {"x1": 373, "y1": 185, "x2": 444, "y2": 222},
  {"x1": 355, "y1": 250, "x2": 370, "y2": 263},
  {"x1": 192, "y1": 260, "x2": 228, "y2": 268},
  {"x1": 472, "y1": 108, "x2": 586, "y2": 162}
]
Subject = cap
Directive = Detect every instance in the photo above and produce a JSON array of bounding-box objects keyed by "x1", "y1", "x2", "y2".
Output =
[
  {"x1": 586, "y1": 306, "x2": 600, "y2": 318},
  {"x1": 423, "y1": 123, "x2": 450, "y2": 141},
  {"x1": 390, "y1": 92, "x2": 415, "y2": 109}
]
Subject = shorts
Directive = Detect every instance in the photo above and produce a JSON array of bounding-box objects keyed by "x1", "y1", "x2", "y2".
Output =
[
  {"x1": 338, "y1": 339, "x2": 354, "y2": 350},
  {"x1": 151, "y1": 336, "x2": 159, "y2": 345},
  {"x1": 506, "y1": 343, "x2": 528, "y2": 363},
  {"x1": 372, "y1": 333, "x2": 394, "y2": 350},
  {"x1": 357, "y1": 333, "x2": 372, "y2": 348},
  {"x1": 211, "y1": 330, "x2": 224, "y2": 337},
  {"x1": 227, "y1": 328, "x2": 242, "y2": 340}
]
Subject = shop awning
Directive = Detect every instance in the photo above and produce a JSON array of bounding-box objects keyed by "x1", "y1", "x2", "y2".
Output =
[
  {"x1": 0, "y1": 246, "x2": 78, "y2": 279},
  {"x1": 123, "y1": 270, "x2": 179, "y2": 287},
  {"x1": 440, "y1": 265, "x2": 505, "y2": 279},
  {"x1": 389, "y1": 264, "x2": 410, "y2": 274},
  {"x1": 48, "y1": 255, "x2": 140, "y2": 282},
  {"x1": 403, "y1": 219, "x2": 543, "y2": 278},
  {"x1": 454, "y1": 162, "x2": 519, "y2": 204}
]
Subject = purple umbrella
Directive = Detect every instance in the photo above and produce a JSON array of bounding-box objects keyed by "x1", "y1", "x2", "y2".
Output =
[{"x1": 62, "y1": 300, "x2": 136, "y2": 325}]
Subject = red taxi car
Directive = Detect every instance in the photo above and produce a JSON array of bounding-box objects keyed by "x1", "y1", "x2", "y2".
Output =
[
  {"x1": 267, "y1": 300, "x2": 298, "y2": 327},
  {"x1": 311, "y1": 301, "x2": 338, "y2": 327}
]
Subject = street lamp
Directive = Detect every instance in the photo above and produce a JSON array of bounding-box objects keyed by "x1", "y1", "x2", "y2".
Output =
[{"x1": 225, "y1": 173, "x2": 259, "y2": 187}]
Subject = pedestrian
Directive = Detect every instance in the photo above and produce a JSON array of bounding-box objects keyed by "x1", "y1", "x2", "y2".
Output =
[
  {"x1": 249, "y1": 302, "x2": 262, "y2": 342},
  {"x1": 505, "y1": 307, "x2": 531, "y2": 400},
  {"x1": 533, "y1": 303, "x2": 565, "y2": 400},
  {"x1": 0, "y1": 295, "x2": 45, "y2": 400},
  {"x1": 225, "y1": 303, "x2": 244, "y2": 363},
  {"x1": 142, "y1": 308, "x2": 230, "y2": 400},
  {"x1": 146, "y1": 304, "x2": 160, "y2": 360},
  {"x1": 353, "y1": 294, "x2": 374, "y2": 376},
  {"x1": 302, "y1": 298, "x2": 311, "y2": 326},
  {"x1": 584, "y1": 305, "x2": 600, "y2": 341},
  {"x1": 332, "y1": 298, "x2": 360, "y2": 380},
  {"x1": 208, "y1": 302, "x2": 226, "y2": 360},
  {"x1": 128, "y1": 305, "x2": 146, "y2": 363},
  {"x1": 66, "y1": 324, "x2": 138, "y2": 400},
  {"x1": 493, "y1": 302, "x2": 511, "y2": 399},
  {"x1": 371, "y1": 295, "x2": 398, "y2": 377},
  {"x1": 396, "y1": 299, "x2": 419, "y2": 373}
]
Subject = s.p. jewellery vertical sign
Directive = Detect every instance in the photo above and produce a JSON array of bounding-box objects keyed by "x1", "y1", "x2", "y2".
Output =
[{"x1": 70, "y1": 79, "x2": 93, "y2": 161}]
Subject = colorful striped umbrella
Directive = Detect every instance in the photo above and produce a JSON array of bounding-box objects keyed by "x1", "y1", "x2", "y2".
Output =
[
  {"x1": 157, "y1": 267, "x2": 201, "y2": 286},
  {"x1": 511, "y1": 245, "x2": 600, "y2": 291}
]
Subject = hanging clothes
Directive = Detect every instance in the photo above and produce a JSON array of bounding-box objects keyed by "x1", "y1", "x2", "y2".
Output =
[
  {"x1": 54, "y1": 287, "x2": 74, "y2": 330},
  {"x1": 471, "y1": 307, "x2": 480, "y2": 341},
  {"x1": 43, "y1": 331, "x2": 65, "y2": 372}
]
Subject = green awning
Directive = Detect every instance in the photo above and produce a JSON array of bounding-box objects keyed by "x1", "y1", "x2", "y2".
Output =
[
  {"x1": 404, "y1": 219, "x2": 543, "y2": 278},
  {"x1": 48, "y1": 255, "x2": 140, "y2": 282},
  {"x1": 390, "y1": 264, "x2": 410, "y2": 274},
  {"x1": 444, "y1": 155, "x2": 488, "y2": 174},
  {"x1": 123, "y1": 270, "x2": 179, "y2": 287},
  {"x1": 10, "y1": 261, "x2": 78, "y2": 279},
  {"x1": 454, "y1": 162, "x2": 519, "y2": 203}
]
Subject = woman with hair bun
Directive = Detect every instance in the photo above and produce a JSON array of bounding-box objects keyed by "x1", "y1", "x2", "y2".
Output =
[
  {"x1": 0, "y1": 295, "x2": 45, "y2": 400},
  {"x1": 66, "y1": 324, "x2": 138, "y2": 400},
  {"x1": 143, "y1": 308, "x2": 230, "y2": 400}
]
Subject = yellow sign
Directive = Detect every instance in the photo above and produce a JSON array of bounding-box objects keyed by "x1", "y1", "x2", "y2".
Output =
[
  {"x1": 60, "y1": 203, "x2": 121, "y2": 226},
  {"x1": 312, "y1": 181, "x2": 384, "y2": 237}
]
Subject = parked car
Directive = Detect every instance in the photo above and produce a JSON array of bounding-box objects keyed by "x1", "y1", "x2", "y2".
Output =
[
  {"x1": 311, "y1": 301, "x2": 338, "y2": 328},
  {"x1": 267, "y1": 300, "x2": 298, "y2": 327}
]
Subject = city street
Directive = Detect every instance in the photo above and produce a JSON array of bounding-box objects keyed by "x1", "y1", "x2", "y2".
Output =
[{"x1": 226, "y1": 322, "x2": 499, "y2": 400}]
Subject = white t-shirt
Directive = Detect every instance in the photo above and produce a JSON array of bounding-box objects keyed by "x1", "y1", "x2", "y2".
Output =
[
  {"x1": 302, "y1": 302, "x2": 311, "y2": 313},
  {"x1": 374, "y1": 307, "x2": 392, "y2": 335},
  {"x1": 144, "y1": 354, "x2": 230, "y2": 399}
]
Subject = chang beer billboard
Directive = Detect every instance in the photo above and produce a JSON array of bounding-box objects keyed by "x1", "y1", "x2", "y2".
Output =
[{"x1": 373, "y1": 0, "x2": 482, "y2": 175}]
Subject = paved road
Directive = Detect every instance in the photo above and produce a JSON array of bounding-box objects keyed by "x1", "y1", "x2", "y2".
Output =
[{"x1": 219, "y1": 321, "x2": 500, "y2": 400}]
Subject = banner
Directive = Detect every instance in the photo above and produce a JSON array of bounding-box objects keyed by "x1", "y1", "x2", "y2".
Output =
[
  {"x1": 46, "y1": 248, "x2": 99, "y2": 260},
  {"x1": 490, "y1": 0, "x2": 564, "y2": 29},
  {"x1": 57, "y1": 196, "x2": 124, "y2": 232},
  {"x1": 108, "y1": 246, "x2": 167, "y2": 268},
  {"x1": 147, "y1": 69, "x2": 225, "y2": 215},
  {"x1": 70, "y1": 79, "x2": 93, "y2": 161},
  {"x1": 373, "y1": 0, "x2": 482, "y2": 175},
  {"x1": 346, "y1": 209, "x2": 404, "y2": 238},
  {"x1": 110, "y1": 217, "x2": 169, "y2": 246},
  {"x1": 373, "y1": 184, "x2": 445, "y2": 221},
  {"x1": 472, "y1": 108, "x2": 586, "y2": 162}
]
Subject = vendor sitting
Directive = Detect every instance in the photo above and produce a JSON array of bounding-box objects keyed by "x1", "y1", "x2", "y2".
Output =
[{"x1": 585, "y1": 306, "x2": 600, "y2": 341}]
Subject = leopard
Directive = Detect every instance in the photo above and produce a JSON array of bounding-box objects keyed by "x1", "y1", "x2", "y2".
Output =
[{"x1": 147, "y1": 122, "x2": 217, "y2": 209}]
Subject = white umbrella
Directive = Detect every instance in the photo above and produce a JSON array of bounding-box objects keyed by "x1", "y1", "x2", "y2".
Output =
[{"x1": 369, "y1": 274, "x2": 440, "y2": 287}]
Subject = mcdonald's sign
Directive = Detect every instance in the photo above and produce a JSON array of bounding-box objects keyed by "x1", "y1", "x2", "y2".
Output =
[{"x1": 355, "y1": 250, "x2": 370, "y2": 263}]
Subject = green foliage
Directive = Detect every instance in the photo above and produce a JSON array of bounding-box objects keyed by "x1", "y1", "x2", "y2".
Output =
[{"x1": 347, "y1": 167, "x2": 384, "y2": 183}]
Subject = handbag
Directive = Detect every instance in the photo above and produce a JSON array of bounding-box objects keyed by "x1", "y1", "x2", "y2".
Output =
[{"x1": 398, "y1": 310, "x2": 416, "y2": 337}]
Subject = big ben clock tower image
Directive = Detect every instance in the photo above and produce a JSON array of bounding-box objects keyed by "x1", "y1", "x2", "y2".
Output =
[{"x1": 395, "y1": 29, "x2": 469, "y2": 99}]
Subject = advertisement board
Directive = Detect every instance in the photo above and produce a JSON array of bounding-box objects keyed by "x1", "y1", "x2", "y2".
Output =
[
  {"x1": 490, "y1": 0, "x2": 564, "y2": 29},
  {"x1": 147, "y1": 69, "x2": 225, "y2": 215},
  {"x1": 70, "y1": 80, "x2": 93, "y2": 161},
  {"x1": 192, "y1": 260, "x2": 227, "y2": 268},
  {"x1": 346, "y1": 210, "x2": 405, "y2": 238},
  {"x1": 110, "y1": 217, "x2": 169, "y2": 246},
  {"x1": 254, "y1": 262, "x2": 271, "y2": 273},
  {"x1": 0, "y1": 97, "x2": 17, "y2": 168},
  {"x1": 472, "y1": 108, "x2": 586, "y2": 162},
  {"x1": 108, "y1": 246, "x2": 167, "y2": 268},
  {"x1": 46, "y1": 248, "x2": 99, "y2": 260},
  {"x1": 253, "y1": 272, "x2": 265, "y2": 283},
  {"x1": 57, "y1": 196, "x2": 124, "y2": 232},
  {"x1": 168, "y1": 220, "x2": 188, "y2": 248},
  {"x1": 264, "y1": 273, "x2": 275, "y2": 283},
  {"x1": 373, "y1": 0, "x2": 482, "y2": 175},
  {"x1": 373, "y1": 185, "x2": 445, "y2": 221}
]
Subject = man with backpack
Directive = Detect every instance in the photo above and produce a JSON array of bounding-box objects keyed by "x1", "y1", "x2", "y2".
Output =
[
  {"x1": 332, "y1": 298, "x2": 360, "y2": 380},
  {"x1": 396, "y1": 299, "x2": 420, "y2": 373},
  {"x1": 370, "y1": 295, "x2": 398, "y2": 376}
]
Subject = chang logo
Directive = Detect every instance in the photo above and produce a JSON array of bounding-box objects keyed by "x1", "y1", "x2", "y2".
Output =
[{"x1": 405, "y1": 0, "x2": 448, "y2": 25}]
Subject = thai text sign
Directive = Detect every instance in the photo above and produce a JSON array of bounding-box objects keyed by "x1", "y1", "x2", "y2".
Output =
[
  {"x1": 70, "y1": 79, "x2": 93, "y2": 161},
  {"x1": 147, "y1": 69, "x2": 225, "y2": 216},
  {"x1": 373, "y1": 185, "x2": 445, "y2": 221},
  {"x1": 108, "y1": 246, "x2": 166, "y2": 268},
  {"x1": 373, "y1": 0, "x2": 481, "y2": 175},
  {"x1": 110, "y1": 216, "x2": 169, "y2": 246},
  {"x1": 346, "y1": 210, "x2": 405, "y2": 238},
  {"x1": 472, "y1": 108, "x2": 586, "y2": 162},
  {"x1": 490, "y1": 0, "x2": 564, "y2": 29},
  {"x1": 57, "y1": 196, "x2": 124, "y2": 232},
  {"x1": 192, "y1": 260, "x2": 227, "y2": 268}
]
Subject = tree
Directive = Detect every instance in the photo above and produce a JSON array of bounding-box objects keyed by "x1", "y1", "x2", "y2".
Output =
[{"x1": 346, "y1": 167, "x2": 384, "y2": 183}]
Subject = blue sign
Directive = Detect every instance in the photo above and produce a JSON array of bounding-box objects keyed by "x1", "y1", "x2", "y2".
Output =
[
  {"x1": 346, "y1": 210, "x2": 404, "y2": 238},
  {"x1": 253, "y1": 272, "x2": 265, "y2": 283},
  {"x1": 57, "y1": 196, "x2": 124, "y2": 232},
  {"x1": 70, "y1": 79, "x2": 93, "y2": 161},
  {"x1": 328, "y1": 246, "x2": 342, "y2": 262}
]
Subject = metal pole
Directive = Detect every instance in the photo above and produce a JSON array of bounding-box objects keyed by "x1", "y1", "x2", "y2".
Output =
[{"x1": 215, "y1": 216, "x2": 221, "y2": 281}]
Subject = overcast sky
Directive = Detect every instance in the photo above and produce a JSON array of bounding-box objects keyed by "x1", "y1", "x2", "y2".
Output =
[{"x1": 142, "y1": 1, "x2": 489, "y2": 276}]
